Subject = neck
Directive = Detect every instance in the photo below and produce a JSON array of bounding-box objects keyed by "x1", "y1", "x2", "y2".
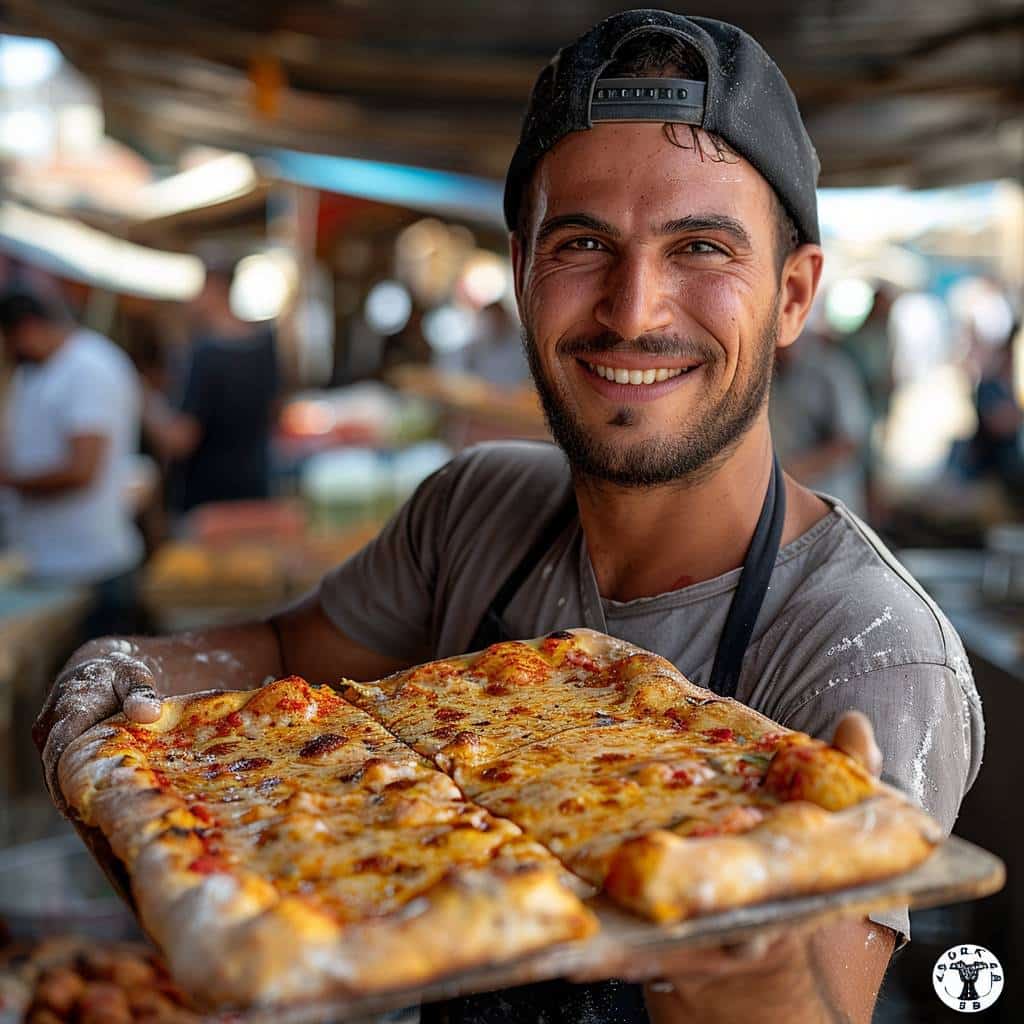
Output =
[
  {"x1": 39, "y1": 325, "x2": 72, "y2": 361},
  {"x1": 202, "y1": 308, "x2": 251, "y2": 338},
  {"x1": 575, "y1": 416, "x2": 828, "y2": 603}
]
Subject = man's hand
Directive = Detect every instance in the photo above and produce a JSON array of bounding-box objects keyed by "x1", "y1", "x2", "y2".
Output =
[
  {"x1": 644, "y1": 917, "x2": 894, "y2": 1024},
  {"x1": 831, "y1": 709, "x2": 882, "y2": 777},
  {"x1": 643, "y1": 709, "x2": 893, "y2": 1023},
  {"x1": 33, "y1": 640, "x2": 163, "y2": 811},
  {"x1": 32, "y1": 600, "x2": 407, "y2": 815},
  {"x1": 4, "y1": 434, "x2": 108, "y2": 497}
]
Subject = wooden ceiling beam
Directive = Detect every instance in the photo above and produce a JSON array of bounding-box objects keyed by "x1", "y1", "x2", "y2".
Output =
[{"x1": 6, "y1": 0, "x2": 1022, "y2": 191}]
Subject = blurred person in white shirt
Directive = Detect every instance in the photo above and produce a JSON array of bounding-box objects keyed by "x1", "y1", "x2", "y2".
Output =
[{"x1": 0, "y1": 289, "x2": 143, "y2": 635}]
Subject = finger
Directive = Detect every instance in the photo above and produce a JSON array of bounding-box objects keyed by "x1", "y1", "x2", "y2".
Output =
[
  {"x1": 721, "y1": 932, "x2": 773, "y2": 961},
  {"x1": 110, "y1": 660, "x2": 162, "y2": 723},
  {"x1": 622, "y1": 952, "x2": 738, "y2": 982},
  {"x1": 123, "y1": 689, "x2": 163, "y2": 724},
  {"x1": 832, "y1": 710, "x2": 883, "y2": 777},
  {"x1": 32, "y1": 676, "x2": 72, "y2": 753},
  {"x1": 41, "y1": 688, "x2": 120, "y2": 806},
  {"x1": 605, "y1": 943, "x2": 768, "y2": 984},
  {"x1": 31, "y1": 701, "x2": 55, "y2": 754},
  {"x1": 629, "y1": 933, "x2": 794, "y2": 987}
]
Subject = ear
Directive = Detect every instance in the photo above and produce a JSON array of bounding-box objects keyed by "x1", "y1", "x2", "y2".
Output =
[
  {"x1": 510, "y1": 231, "x2": 526, "y2": 311},
  {"x1": 776, "y1": 244, "x2": 824, "y2": 350}
]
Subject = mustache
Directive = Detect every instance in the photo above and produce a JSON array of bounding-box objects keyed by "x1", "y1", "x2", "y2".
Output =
[{"x1": 558, "y1": 331, "x2": 716, "y2": 362}]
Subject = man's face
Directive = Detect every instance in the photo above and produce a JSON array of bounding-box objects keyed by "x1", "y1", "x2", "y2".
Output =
[
  {"x1": 6, "y1": 319, "x2": 52, "y2": 363},
  {"x1": 513, "y1": 122, "x2": 789, "y2": 487},
  {"x1": 188, "y1": 274, "x2": 231, "y2": 328}
]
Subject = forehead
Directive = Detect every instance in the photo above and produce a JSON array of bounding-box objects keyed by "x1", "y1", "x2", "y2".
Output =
[{"x1": 530, "y1": 122, "x2": 775, "y2": 235}]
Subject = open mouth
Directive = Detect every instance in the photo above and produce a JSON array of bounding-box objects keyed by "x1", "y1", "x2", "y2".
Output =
[{"x1": 580, "y1": 360, "x2": 700, "y2": 386}]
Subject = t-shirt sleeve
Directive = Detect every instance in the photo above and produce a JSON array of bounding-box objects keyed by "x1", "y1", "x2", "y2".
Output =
[
  {"x1": 317, "y1": 461, "x2": 457, "y2": 663},
  {"x1": 780, "y1": 662, "x2": 985, "y2": 947}
]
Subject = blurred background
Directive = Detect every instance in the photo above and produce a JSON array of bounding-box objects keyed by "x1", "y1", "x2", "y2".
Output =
[{"x1": 0, "y1": 1, "x2": 1019, "y2": 1020}]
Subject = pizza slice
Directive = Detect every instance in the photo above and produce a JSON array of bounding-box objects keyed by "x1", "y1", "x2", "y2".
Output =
[
  {"x1": 343, "y1": 628, "x2": 685, "y2": 773},
  {"x1": 59, "y1": 677, "x2": 596, "y2": 1008},
  {"x1": 354, "y1": 630, "x2": 943, "y2": 924}
]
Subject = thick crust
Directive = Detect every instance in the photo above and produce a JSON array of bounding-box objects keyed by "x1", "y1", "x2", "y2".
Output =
[
  {"x1": 58, "y1": 684, "x2": 596, "y2": 1008},
  {"x1": 326, "y1": 851, "x2": 596, "y2": 993},
  {"x1": 132, "y1": 835, "x2": 595, "y2": 1007},
  {"x1": 603, "y1": 794, "x2": 943, "y2": 923},
  {"x1": 60, "y1": 726, "x2": 214, "y2": 867}
]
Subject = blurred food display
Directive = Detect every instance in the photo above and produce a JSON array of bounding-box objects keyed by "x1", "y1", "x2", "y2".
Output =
[{"x1": 0, "y1": 937, "x2": 201, "y2": 1023}]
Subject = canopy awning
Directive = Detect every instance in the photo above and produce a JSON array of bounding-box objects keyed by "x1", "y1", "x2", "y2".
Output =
[
  {"x1": 0, "y1": 200, "x2": 205, "y2": 299},
  {"x1": 5, "y1": 0, "x2": 1021, "y2": 190}
]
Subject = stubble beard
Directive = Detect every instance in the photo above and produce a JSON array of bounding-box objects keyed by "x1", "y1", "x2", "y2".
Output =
[{"x1": 522, "y1": 304, "x2": 779, "y2": 488}]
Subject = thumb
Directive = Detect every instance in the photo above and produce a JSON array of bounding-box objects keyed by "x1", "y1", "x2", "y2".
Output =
[
  {"x1": 109, "y1": 655, "x2": 162, "y2": 724},
  {"x1": 831, "y1": 709, "x2": 883, "y2": 778}
]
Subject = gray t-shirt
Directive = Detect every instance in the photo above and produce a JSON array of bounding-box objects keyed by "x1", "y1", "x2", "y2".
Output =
[{"x1": 320, "y1": 440, "x2": 985, "y2": 946}]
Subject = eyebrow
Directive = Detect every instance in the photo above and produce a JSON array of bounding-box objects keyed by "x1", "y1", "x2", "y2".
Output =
[
  {"x1": 536, "y1": 212, "x2": 753, "y2": 249},
  {"x1": 536, "y1": 213, "x2": 617, "y2": 245},
  {"x1": 660, "y1": 215, "x2": 752, "y2": 249}
]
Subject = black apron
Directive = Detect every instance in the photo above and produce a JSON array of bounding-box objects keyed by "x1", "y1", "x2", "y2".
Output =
[{"x1": 422, "y1": 455, "x2": 787, "y2": 1024}]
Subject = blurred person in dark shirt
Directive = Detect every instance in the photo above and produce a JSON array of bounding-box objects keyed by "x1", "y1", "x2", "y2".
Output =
[
  {"x1": 464, "y1": 301, "x2": 531, "y2": 387},
  {"x1": 146, "y1": 262, "x2": 280, "y2": 515},
  {"x1": 963, "y1": 325, "x2": 1023, "y2": 497},
  {"x1": 770, "y1": 330, "x2": 872, "y2": 517},
  {"x1": 841, "y1": 284, "x2": 896, "y2": 426},
  {"x1": 839, "y1": 284, "x2": 897, "y2": 521}
]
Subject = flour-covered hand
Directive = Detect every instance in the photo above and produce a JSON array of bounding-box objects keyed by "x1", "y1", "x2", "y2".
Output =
[{"x1": 33, "y1": 642, "x2": 163, "y2": 811}]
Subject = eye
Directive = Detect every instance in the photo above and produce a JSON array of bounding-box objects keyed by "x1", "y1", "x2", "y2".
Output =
[
  {"x1": 681, "y1": 239, "x2": 728, "y2": 256},
  {"x1": 560, "y1": 237, "x2": 606, "y2": 252}
]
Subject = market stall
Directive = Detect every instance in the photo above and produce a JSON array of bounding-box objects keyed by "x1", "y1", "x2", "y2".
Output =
[
  {"x1": 0, "y1": 4, "x2": 1019, "y2": 1023},
  {"x1": 0, "y1": 583, "x2": 89, "y2": 798}
]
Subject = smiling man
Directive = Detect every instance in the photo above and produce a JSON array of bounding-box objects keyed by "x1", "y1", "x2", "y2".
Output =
[
  {"x1": 517, "y1": 125, "x2": 786, "y2": 500},
  {"x1": 35, "y1": 11, "x2": 984, "y2": 1024}
]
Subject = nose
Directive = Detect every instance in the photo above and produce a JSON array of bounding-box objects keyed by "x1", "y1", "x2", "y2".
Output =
[{"x1": 593, "y1": 249, "x2": 674, "y2": 341}]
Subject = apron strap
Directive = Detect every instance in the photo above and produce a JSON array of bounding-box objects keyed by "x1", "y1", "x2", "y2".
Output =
[
  {"x1": 467, "y1": 490, "x2": 578, "y2": 652},
  {"x1": 468, "y1": 453, "x2": 786, "y2": 696},
  {"x1": 707, "y1": 452, "x2": 787, "y2": 698}
]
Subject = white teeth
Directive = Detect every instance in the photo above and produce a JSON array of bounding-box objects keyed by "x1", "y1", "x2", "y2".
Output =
[{"x1": 586, "y1": 362, "x2": 694, "y2": 384}]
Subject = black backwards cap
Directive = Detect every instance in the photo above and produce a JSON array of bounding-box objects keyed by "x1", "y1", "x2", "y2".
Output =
[{"x1": 504, "y1": 9, "x2": 821, "y2": 245}]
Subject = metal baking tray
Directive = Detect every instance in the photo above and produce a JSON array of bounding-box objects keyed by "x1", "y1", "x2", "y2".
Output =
[
  {"x1": 59, "y1": 829, "x2": 1005, "y2": 1023},
  {"x1": 228, "y1": 836, "x2": 1003, "y2": 1023}
]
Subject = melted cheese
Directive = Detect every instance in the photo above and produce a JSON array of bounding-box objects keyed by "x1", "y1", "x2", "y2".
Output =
[
  {"x1": 110, "y1": 677, "x2": 568, "y2": 925},
  {"x1": 345, "y1": 631, "x2": 881, "y2": 891},
  {"x1": 344, "y1": 633, "x2": 689, "y2": 773}
]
